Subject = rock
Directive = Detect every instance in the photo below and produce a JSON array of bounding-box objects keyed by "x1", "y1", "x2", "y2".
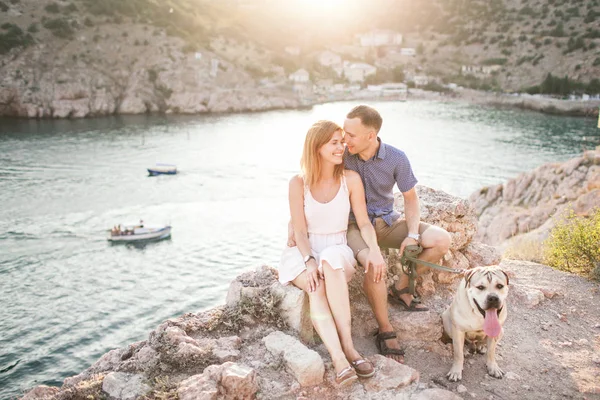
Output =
[
  {"x1": 270, "y1": 282, "x2": 313, "y2": 342},
  {"x1": 178, "y1": 362, "x2": 258, "y2": 400},
  {"x1": 220, "y1": 363, "x2": 258, "y2": 399},
  {"x1": 178, "y1": 374, "x2": 219, "y2": 400},
  {"x1": 102, "y1": 372, "x2": 150, "y2": 400},
  {"x1": 395, "y1": 186, "x2": 478, "y2": 250},
  {"x1": 362, "y1": 354, "x2": 419, "y2": 392},
  {"x1": 21, "y1": 385, "x2": 59, "y2": 400},
  {"x1": 510, "y1": 284, "x2": 546, "y2": 307},
  {"x1": 411, "y1": 388, "x2": 463, "y2": 400},
  {"x1": 462, "y1": 242, "x2": 502, "y2": 268},
  {"x1": 505, "y1": 371, "x2": 520, "y2": 380},
  {"x1": 389, "y1": 310, "x2": 443, "y2": 345},
  {"x1": 457, "y1": 384, "x2": 468, "y2": 393},
  {"x1": 135, "y1": 345, "x2": 159, "y2": 371},
  {"x1": 263, "y1": 331, "x2": 324, "y2": 386}
]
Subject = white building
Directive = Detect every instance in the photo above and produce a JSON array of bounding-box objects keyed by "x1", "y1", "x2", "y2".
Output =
[
  {"x1": 413, "y1": 75, "x2": 429, "y2": 86},
  {"x1": 400, "y1": 48, "x2": 416, "y2": 56},
  {"x1": 358, "y1": 30, "x2": 403, "y2": 47},
  {"x1": 344, "y1": 62, "x2": 377, "y2": 83},
  {"x1": 289, "y1": 69, "x2": 310, "y2": 83},
  {"x1": 317, "y1": 51, "x2": 342, "y2": 67},
  {"x1": 462, "y1": 65, "x2": 502, "y2": 76}
]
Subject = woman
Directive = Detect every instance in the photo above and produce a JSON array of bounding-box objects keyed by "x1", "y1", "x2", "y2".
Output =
[{"x1": 279, "y1": 120, "x2": 381, "y2": 386}]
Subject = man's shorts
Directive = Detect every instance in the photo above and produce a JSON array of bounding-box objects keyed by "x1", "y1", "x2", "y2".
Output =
[{"x1": 346, "y1": 218, "x2": 431, "y2": 258}]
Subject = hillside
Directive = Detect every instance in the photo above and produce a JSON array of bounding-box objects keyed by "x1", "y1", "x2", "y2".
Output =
[{"x1": 0, "y1": 0, "x2": 598, "y2": 118}]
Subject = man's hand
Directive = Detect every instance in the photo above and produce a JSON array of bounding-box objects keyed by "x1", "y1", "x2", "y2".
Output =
[
  {"x1": 287, "y1": 221, "x2": 296, "y2": 247},
  {"x1": 399, "y1": 237, "x2": 419, "y2": 257},
  {"x1": 364, "y1": 249, "x2": 387, "y2": 283}
]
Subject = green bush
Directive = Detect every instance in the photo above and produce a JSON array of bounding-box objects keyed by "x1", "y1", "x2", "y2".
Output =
[
  {"x1": 0, "y1": 23, "x2": 34, "y2": 54},
  {"x1": 43, "y1": 18, "x2": 74, "y2": 39},
  {"x1": 544, "y1": 208, "x2": 600, "y2": 280},
  {"x1": 44, "y1": 3, "x2": 60, "y2": 13}
]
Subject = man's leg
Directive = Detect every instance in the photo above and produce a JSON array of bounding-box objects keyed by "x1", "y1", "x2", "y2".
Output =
[
  {"x1": 347, "y1": 223, "x2": 404, "y2": 363},
  {"x1": 377, "y1": 219, "x2": 451, "y2": 308}
]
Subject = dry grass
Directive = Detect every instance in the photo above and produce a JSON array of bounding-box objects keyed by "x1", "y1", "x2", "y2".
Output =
[{"x1": 503, "y1": 238, "x2": 545, "y2": 263}]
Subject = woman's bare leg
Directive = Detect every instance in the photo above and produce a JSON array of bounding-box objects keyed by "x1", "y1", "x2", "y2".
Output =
[
  {"x1": 321, "y1": 261, "x2": 361, "y2": 362},
  {"x1": 292, "y1": 272, "x2": 350, "y2": 374}
]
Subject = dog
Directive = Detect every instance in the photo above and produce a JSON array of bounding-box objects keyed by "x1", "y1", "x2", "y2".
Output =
[{"x1": 441, "y1": 266, "x2": 509, "y2": 382}]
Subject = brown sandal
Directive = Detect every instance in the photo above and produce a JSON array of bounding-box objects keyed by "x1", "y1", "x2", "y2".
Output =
[
  {"x1": 350, "y1": 357, "x2": 375, "y2": 378},
  {"x1": 375, "y1": 331, "x2": 405, "y2": 363},
  {"x1": 389, "y1": 286, "x2": 429, "y2": 312},
  {"x1": 335, "y1": 366, "x2": 358, "y2": 386}
]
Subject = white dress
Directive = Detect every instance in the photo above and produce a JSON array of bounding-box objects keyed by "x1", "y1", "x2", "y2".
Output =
[{"x1": 278, "y1": 175, "x2": 357, "y2": 285}]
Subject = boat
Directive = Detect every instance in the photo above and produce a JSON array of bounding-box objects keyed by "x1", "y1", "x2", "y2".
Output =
[
  {"x1": 147, "y1": 163, "x2": 177, "y2": 176},
  {"x1": 108, "y1": 224, "x2": 172, "y2": 242}
]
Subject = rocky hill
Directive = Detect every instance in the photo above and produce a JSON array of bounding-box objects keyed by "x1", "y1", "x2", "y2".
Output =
[
  {"x1": 469, "y1": 147, "x2": 600, "y2": 259},
  {"x1": 0, "y1": 0, "x2": 599, "y2": 118}
]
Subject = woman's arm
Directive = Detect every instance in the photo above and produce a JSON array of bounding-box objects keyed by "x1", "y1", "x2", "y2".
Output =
[
  {"x1": 346, "y1": 171, "x2": 386, "y2": 283},
  {"x1": 289, "y1": 176, "x2": 320, "y2": 291}
]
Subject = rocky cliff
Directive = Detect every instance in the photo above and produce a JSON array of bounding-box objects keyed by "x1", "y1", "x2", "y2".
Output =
[{"x1": 469, "y1": 147, "x2": 600, "y2": 253}]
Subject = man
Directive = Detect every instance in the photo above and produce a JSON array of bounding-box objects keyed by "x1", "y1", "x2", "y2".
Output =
[
  {"x1": 342, "y1": 105, "x2": 451, "y2": 362},
  {"x1": 288, "y1": 105, "x2": 451, "y2": 363}
]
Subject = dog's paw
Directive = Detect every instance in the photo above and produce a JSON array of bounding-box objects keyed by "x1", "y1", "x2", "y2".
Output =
[
  {"x1": 477, "y1": 345, "x2": 487, "y2": 355},
  {"x1": 487, "y1": 362, "x2": 504, "y2": 379},
  {"x1": 446, "y1": 368, "x2": 463, "y2": 382}
]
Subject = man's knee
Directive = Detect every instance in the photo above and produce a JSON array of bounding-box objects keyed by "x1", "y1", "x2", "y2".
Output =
[{"x1": 424, "y1": 226, "x2": 451, "y2": 253}]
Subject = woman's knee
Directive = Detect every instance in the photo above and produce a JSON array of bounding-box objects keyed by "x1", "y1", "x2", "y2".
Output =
[{"x1": 322, "y1": 261, "x2": 345, "y2": 279}]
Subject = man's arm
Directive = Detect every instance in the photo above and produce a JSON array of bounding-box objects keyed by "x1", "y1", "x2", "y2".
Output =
[{"x1": 400, "y1": 187, "x2": 420, "y2": 255}]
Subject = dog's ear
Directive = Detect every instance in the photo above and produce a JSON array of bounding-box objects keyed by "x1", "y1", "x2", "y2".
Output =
[
  {"x1": 501, "y1": 269, "x2": 510, "y2": 286},
  {"x1": 464, "y1": 268, "x2": 479, "y2": 287}
]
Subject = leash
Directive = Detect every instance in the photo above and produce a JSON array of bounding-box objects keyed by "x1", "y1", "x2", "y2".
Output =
[{"x1": 399, "y1": 245, "x2": 463, "y2": 297}]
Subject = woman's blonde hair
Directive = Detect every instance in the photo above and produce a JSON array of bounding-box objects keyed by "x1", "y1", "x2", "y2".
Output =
[{"x1": 300, "y1": 120, "x2": 344, "y2": 187}]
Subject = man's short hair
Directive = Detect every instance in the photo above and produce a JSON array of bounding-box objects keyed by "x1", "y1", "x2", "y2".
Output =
[{"x1": 346, "y1": 105, "x2": 383, "y2": 133}]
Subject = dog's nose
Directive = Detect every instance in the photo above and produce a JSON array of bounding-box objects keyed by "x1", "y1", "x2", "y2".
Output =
[{"x1": 486, "y1": 294, "x2": 500, "y2": 309}]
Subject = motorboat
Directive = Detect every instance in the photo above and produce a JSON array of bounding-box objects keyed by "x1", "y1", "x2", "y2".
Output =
[
  {"x1": 108, "y1": 224, "x2": 171, "y2": 242},
  {"x1": 147, "y1": 163, "x2": 177, "y2": 176}
]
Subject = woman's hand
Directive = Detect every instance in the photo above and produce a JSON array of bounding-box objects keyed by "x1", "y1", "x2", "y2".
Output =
[
  {"x1": 305, "y1": 260, "x2": 321, "y2": 292},
  {"x1": 287, "y1": 221, "x2": 296, "y2": 247}
]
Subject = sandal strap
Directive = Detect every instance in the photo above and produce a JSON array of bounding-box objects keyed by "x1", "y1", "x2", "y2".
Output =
[
  {"x1": 337, "y1": 365, "x2": 354, "y2": 379},
  {"x1": 390, "y1": 285, "x2": 411, "y2": 297},
  {"x1": 351, "y1": 359, "x2": 367, "y2": 366},
  {"x1": 376, "y1": 331, "x2": 397, "y2": 341}
]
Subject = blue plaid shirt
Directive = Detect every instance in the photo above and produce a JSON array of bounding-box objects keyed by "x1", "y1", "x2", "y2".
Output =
[{"x1": 344, "y1": 138, "x2": 417, "y2": 226}]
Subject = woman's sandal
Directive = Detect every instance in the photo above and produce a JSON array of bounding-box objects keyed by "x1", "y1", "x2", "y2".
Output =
[
  {"x1": 388, "y1": 285, "x2": 429, "y2": 312},
  {"x1": 350, "y1": 357, "x2": 375, "y2": 378},
  {"x1": 375, "y1": 331, "x2": 405, "y2": 363},
  {"x1": 335, "y1": 365, "x2": 358, "y2": 386}
]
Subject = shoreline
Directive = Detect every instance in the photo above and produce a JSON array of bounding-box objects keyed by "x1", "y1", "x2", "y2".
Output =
[{"x1": 1, "y1": 88, "x2": 599, "y2": 121}]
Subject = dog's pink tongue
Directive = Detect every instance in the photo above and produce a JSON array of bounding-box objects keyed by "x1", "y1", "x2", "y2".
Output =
[{"x1": 483, "y1": 309, "x2": 501, "y2": 337}]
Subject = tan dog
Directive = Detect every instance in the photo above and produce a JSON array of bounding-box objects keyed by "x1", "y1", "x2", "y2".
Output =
[{"x1": 442, "y1": 266, "x2": 509, "y2": 381}]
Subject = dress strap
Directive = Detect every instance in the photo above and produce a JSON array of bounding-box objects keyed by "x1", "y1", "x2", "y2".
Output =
[{"x1": 341, "y1": 174, "x2": 349, "y2": 193}]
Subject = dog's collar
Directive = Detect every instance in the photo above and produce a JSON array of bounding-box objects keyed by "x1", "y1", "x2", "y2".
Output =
[{"x1": 474, "y1": 299, "x2": 503, "y2": 318}]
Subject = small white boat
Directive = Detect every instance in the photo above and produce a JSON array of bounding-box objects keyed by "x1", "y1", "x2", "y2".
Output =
[
  {"x1": 108, "y1": 225, "x2": 171, "y2": 242},
  {"x1": 147, "y1": 163, "x2": 177, "y2": 176}
]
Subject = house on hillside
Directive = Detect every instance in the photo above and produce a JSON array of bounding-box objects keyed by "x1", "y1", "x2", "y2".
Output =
[
  {"x1": 289, "y1": 69, "x2": 310, "y2": 83},
  {"x1": 344, "y1": 62, "x2": 377, "y2": 83},
  {"x1": 358, "y1": 30, "x2": 403, "y2": 47},
  {"x1": 413, "y1": 75, "x2": 429, "y2": 86},
  {"x1": 461, "y1": 65, "x2": 501, "y2": 76},
  {"x1": 317, "y1": 51, "x2": 342, "y2": 67}
]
